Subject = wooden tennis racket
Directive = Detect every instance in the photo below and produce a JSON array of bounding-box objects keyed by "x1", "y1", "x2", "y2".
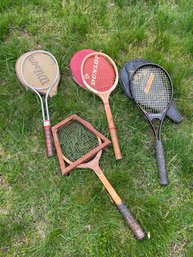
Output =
[
  {"x1": 52, "y1": 115, "x2": 145, "y2": 240},
  {"x1": 81, "y1": 52, "x2": 122, "y2": 160}
]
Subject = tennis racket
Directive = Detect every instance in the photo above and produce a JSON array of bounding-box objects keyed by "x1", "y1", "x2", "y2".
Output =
[
  {"x1": 130, "y1": 64, "x2": 173, "y2": 186},
  {"x1": 16, "y1": 50, "x2": 60, "y2": 157},
  {"x1": 81, "y1": 52, "x2": 122, "y2": 160},
  {"x1": 52, "y1": 118, "x2": 145, "y2": 240}
]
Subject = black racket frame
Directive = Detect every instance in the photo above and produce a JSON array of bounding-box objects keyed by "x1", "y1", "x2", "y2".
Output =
[
  {"x1": 119, "y1": 59, "x2": 182, "y2": 123},
  {"x1": 130, "y1": 63, "x2": 174, "y2": 186}
]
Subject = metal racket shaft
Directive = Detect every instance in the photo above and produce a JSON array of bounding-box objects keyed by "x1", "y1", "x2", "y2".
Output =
[{"x1": 39, "y1": 93, "x2": 54, "y2": 157}]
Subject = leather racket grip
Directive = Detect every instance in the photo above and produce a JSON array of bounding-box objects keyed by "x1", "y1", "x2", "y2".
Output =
[
  {"x1": 44, "y1": 120, "x2": 53, "y2": 157},
  {"x1": 156, "y1": 139, "x2": 168, "y2": 186},
  {"x1": 117, "y1": 202, "x2": 145, "y2": 240},
  {"x1": 94, "y1": 167, "x2": 145, "y2": 240}
]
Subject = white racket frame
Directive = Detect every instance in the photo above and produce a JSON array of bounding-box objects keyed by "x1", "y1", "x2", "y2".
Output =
[
  {"x1": 81, "y1": 52, "x2": 119, "y2": 95},
  {"x1": 20, "y1": 50, "x2": 60, "y2": 122}
]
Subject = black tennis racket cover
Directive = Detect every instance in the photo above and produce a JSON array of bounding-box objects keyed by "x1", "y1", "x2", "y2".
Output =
[{"x1": 119, "y1": 59, "x2": 183, "y2": 123}]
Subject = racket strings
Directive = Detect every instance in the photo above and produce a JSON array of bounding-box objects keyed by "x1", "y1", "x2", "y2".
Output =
[
  {"x1": 131, "y1": 66, "x2": 172, "y2": 113},
  {"x1": 83, "y1": 56, "x2": 116, "y2": 92},
  {"x1": 21, "y1": 51, "x2": 59, "y2": 92},
  {"x1": 58, "y1": 121, "x2": 99, "y2": 162}
]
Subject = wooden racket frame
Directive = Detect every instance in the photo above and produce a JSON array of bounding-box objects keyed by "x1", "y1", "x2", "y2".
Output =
[
  {"x1": 81, "y1": 52, "x2": 122, "y2": 160},
  {"x1": 51, "y1": 114, "x2": 111, "y2": 175}
]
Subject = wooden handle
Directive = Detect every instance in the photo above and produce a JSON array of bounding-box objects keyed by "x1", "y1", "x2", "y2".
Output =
[
  {"x1": 43, "y1": 120, "x2": 53, "y2": 157},
  {"x1": 94, "y1": 166, "x2": 145, "y2": 239},
  {"x1": 103, "y1": 100, "x2": 122, "y2": 160}
]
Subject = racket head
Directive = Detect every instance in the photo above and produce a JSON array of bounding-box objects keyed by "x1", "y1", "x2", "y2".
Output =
[
  {"x1": 81, "y1": 52, "x2": 119, "y2": 95},
  {"x1": 130, "y1": 64, "x2": 173, "y2": 116},
  {"x1": 52, "y1": 114, "x2": 111, "y2": 175},
  {"x1": 58, "y1": 120, "x2": 99, "y2": 163},
  {"x1": 119, "y1": 59, "x2": 151, "y2": 99},
  {"x1": 119, "y1": 59, "x2": 183, "y2": 123},
  {"x1": 70, "y1": 49, "x2": 96, "y2": 88},
  {"x1": 16, "y1": 50, "x2": 60, "y2": 97}
]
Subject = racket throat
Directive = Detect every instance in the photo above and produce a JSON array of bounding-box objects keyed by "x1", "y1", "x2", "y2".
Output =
[
  {"x1": 44, "y1": 120, "x2": 50, "y2": 127},
  {"x1": 92, "y1": 163, "x2": 103, "y2": 176},
  {"x1": 79, "y1": 156, "x2": 101, "y2": 172},
  {"x1": 100, "y1": 94, "x2": 109, "y2": 105},
  {"x1": 147, "y1": 113, "x2": 164, "y2": 121}
]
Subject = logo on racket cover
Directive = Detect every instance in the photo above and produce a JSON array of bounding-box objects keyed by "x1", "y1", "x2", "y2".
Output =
[
  {"x1": 84, "y1": 73, "x2": 89, "y2": 80},
  {"x1": 28, "y1": 55, "x2": 50, "y2": 85},
  {"x1": 85, "y1": 55, "x2": 99, "y2": 85},
  {"x1": 144, "y1": 73, "x2": 154, "y2": 94}
]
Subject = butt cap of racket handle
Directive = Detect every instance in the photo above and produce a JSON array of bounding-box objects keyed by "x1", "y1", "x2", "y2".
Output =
[
  {"x1": 117, "y1": 202, "x2": 146, "y2": 240},
  {"x1": 156, "y1": 139, "x2": 169, "y2": 186},
  {"x1": 44, "y1": 120, "x2": 53, "y2": 157}
]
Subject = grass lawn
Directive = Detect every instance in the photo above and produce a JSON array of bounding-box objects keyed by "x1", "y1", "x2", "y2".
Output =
[{"x1": 0, "y1": 0, "x2": 193, "y2": 256}]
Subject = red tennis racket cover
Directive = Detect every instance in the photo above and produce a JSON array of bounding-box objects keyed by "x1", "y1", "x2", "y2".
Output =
[{"x1": 70, "y1": 49, "x2": 96, "y2": 88}]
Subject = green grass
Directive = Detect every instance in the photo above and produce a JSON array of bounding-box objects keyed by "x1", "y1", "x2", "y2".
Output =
[{"x1": 0, "y1": 0, "x2": 193, "y2": 256}]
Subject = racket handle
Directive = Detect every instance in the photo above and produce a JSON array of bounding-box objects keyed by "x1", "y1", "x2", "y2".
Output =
[
  {"x1": 104, "y1": 102, "x2": 122, "y2": 160},
  {"x1": 43, "y1": 120, "x2": 53, "y2": 157},
  {"x1": 94, "y1": 167, "x2": 145, "y2": 240},
  {"x1": 117, "y1": 202, "x2": 146, "y2": 240},
  {"x1": 156, "y1": 139, "x2": 168, "y2": 186}
]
